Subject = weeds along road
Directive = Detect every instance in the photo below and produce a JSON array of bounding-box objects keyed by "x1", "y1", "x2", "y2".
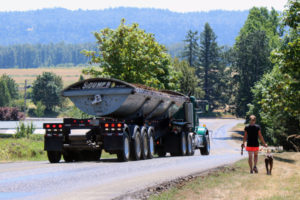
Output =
[{"x1": 0, "y1": 118, "x2": 244, "y2": 200}]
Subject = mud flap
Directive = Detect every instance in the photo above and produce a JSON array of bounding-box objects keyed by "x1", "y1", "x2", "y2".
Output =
[{"x1": 44, "y1": 137, "x2": 63, "y2": 151}]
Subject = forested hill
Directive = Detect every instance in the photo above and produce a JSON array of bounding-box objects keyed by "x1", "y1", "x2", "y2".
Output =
[{"x1": 0, "y1": 7, "x2": 248, "y2": 46}]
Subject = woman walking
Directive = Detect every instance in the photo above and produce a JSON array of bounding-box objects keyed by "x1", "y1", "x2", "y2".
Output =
[{"x1": 242, "y1": 115, "x2": 267, "y2": 173}]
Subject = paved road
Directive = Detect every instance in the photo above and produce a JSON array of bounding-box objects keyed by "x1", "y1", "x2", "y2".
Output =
[{"x1": 0, "y1": 118, "x2": 245, "y2": 200}]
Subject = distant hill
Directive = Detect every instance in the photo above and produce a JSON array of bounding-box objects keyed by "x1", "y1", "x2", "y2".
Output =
[{"x1": 0, "y1": 8, "x2": 248, "y2": 46}]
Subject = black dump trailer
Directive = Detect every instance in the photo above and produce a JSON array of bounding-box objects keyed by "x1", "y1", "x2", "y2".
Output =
[{"x1": 44, "y1": 78, "x2": 210, "y2": 163}]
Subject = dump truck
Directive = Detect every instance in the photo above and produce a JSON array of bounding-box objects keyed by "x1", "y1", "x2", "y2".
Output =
[{"x1": 43, "y1": 78, "x2": 210, "y2": 163}]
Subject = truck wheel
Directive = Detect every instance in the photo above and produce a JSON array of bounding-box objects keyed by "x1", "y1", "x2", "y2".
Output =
[
  {"x1": 157, "y1": 148, "x2": 166, "y2": 157},
  {"x1": 186, "y1": 133, "x2": 194, "y2": 156},
  {"x1": 117, "y1": 134, "x2": 130, "y2": 162},
  {"x1": 179, "y1": 132, "x2": 187, "y2": 156},
  {"x1": 47, "y1": 151, "x2": 61, "y2": 163},
  {"x1": 131, "y1": 131, "x2": 141, "y2": 160},
  {"x1": 147, "y1": 132, "x2": 155, "y2": 159},
  {"x1": 63, "y1": 151, "x2": 74, "y2": 162},
  {"x1": 90, "y1": 150, "x2": 102, "y2": 161},
  {"x1": 141, "y1": 131, "x2": 148, "y2": 160},
  {"x1": 200, "y1": 135, "x2": 210, "y2": 155}
]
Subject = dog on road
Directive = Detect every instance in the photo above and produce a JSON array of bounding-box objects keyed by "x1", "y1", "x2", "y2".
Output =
[{"x1": 264, "y1": 149, "x2": 273, "y2": 175}]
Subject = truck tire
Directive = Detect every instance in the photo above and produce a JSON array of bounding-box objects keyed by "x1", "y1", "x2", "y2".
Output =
[
  {"x1": 147, "y1": 131, "x2": 155, "y2": 159},
  {"x1": 186, "y1": 133, "x2": 194, "y2": 156},
  {"x1": 179, "y1": 132, "x2": 187, "y2": 156},
  {"x1": 88, "y1": 150, "x2": 102, "y2": 161},
  {"x1": 63, "y1": 151, "x2": 75, "y2": 162},
  {"x1": 117, "y1": 133, "x2": 130, "y2": 162},
  {"x1": 47, "y1": 151, "x2": 61, "y2": 163},
  {"x1": 141, "y1": 130, "x2": 148, "y2": 160},
  {"x1": 131, "y1": 131, "x2": 141, "y2": 160},
  {"x1": 200, "y1": 135, "x2": 210, "y2": 155}
]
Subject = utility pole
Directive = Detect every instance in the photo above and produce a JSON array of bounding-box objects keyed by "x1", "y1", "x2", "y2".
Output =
[{"x1": 24, "y1": 80, "x2": 27, "y2": 119}]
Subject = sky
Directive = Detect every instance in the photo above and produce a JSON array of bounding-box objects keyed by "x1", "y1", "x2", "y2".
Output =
[{"x1": 0, "y1": 0, "x2": 287, "y2": 12}]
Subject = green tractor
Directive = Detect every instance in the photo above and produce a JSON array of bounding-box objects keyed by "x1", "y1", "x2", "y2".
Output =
[{"x1": 191, "y1": 98, "x2": 210, "y2": 155}]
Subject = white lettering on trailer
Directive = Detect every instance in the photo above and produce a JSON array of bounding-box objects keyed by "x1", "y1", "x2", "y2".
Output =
[{"x1": 82, "y1": 81, "x2": 113, "y2": 89}]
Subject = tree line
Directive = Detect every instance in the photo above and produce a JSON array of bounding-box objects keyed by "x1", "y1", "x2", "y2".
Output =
[
  {"x1": 0, "y1": 8, "x2": 248, "y2": 46},
  {"x1": 0, "y1": 43, "x2": 94, "y2": 68}
]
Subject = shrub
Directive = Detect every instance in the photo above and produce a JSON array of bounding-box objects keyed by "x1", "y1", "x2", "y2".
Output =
[
  {"x1": 15, "y1": 122, "x2": 35, "y2": 138},
  {"x1": 34, "y1": 101, "x2": 46, "y2": 117},
  {"x1": 0, "y1": 107, "x2": 24, "y2": 121}
]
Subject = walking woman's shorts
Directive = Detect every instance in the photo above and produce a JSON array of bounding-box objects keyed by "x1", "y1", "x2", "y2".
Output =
[{"x1": 246, "y1": 146, "x2": 259, "y2": 152}]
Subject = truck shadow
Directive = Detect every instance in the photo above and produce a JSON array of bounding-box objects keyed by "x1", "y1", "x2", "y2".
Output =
[{"x1": 98, "y1": 158, "x2": 120, "y2": 163}]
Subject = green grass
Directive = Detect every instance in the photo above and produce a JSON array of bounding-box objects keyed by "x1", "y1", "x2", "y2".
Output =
[
  {"x1": 148, "y1": 188, "x2": 178, "y2": 200},
  {"x1": 0, "y1": 134, "x2": 46, "y2": 161},
  {"x1": 0, "y1": 134, "x2": 116, "y2": 162}
]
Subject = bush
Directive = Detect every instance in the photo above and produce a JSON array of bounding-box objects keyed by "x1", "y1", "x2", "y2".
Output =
[
  {"x1": 34, "y1": 101, "x2": 46, "y2": 117},
  {"x1": 15, "y1": 122, "x2": 35, "y2": 138},
  {"x1": 0, "y1": 107, "x2": 24, "y2": 120}
]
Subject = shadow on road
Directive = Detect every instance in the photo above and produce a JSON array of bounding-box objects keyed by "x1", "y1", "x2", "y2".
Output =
[
  {"x1": 213, "y1": 136, "x2": 243, "y2": 141},
  {"x1": 273, "y1": 156, "x2": 296, "y2": 164}
]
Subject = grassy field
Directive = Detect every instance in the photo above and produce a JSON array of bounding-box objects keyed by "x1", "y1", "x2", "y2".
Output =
[
  {"x1": 0, "y1": 134, "x2": 116, "y2": 162},
  {"x1": 0, "y1": 134, "x2": 47, "y2": 161},
  {"x1": 0, "y1": 67, "x2": 87, "y2": 87},
  {"x1": 149, "y1": 152, "x2": 300, "y2": 200}
]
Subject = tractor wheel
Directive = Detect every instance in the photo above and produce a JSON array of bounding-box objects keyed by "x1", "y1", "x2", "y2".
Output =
[
  {"x1": 200, "y1": 135, "x2": 210, "y2": 155},
  {"x1": 186, "y1": 133, "x2": 194, "y2": 156},
  {"x1": 179, "y1": 132, "x2": 187, "y2": 156}
]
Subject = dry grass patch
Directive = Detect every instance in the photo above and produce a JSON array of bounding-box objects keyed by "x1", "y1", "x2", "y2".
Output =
[
  {"x1": 0, "y1": 67, "x2": 87, "y2": 87},
  {"x1": 150, "y1": 152, "x2": 300, "y2": 200}
]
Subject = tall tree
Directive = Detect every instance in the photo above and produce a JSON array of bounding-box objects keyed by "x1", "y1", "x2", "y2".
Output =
[
  {"x1": 182, "y1": 30, "x2": 199, "y2": 67},
  {"x1": 0, "y1": 74, "x2": 19, "y2": 99},
  {"x1": 82, "y1": 19, "x2": 178, "y2": 90},
  {"x1": 0, "y1": 74, "x2": 19, "y2": 100},
  {"x1": 233, "y1": 7, "x2": 280, "y2": 117},
  {"x1": 32, "y1": 72, "x2": 63, "y2": 111},
  {"x1": 173, "y1": 58, "x2": 203, "y2": 97},
  {"x1": 234, "y1": 30, "x2": 272, "y2": 116},
  {"x1": 0, "y1": 79, "x2": 11, "y2": 107},
  {"x1": 198, "y1": 23, "x2": 223, "y2": 110}
]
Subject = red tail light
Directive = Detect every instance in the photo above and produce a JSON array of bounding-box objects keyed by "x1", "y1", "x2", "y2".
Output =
[
  {"x1": 111, "y1": 123, "x2": 115, "y2": 128},
  {"x1": 52, "y1": 124, "x2": 57, "y2": 128},
  {"x1": 46, "y1": 124, "x2": 50, "y2": 128},
  {"x1": 117, "y1": 123, "x2": 122, "y2": 128},
  {"x1": 73, "y1": 120, "x2": 77, "y2": 123},
  {"x1": 58, "y1": 124, "x2": 63, "y2": 129},
  {"x1": 104, "y1": 123, "x2": 109, "y2": 128},
  {"x1": 80, "y1": 120, "x2": 84, "y2": 123},
  {"x1": 88, "y1": 120, "x2": 91, "y2": 123}
]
